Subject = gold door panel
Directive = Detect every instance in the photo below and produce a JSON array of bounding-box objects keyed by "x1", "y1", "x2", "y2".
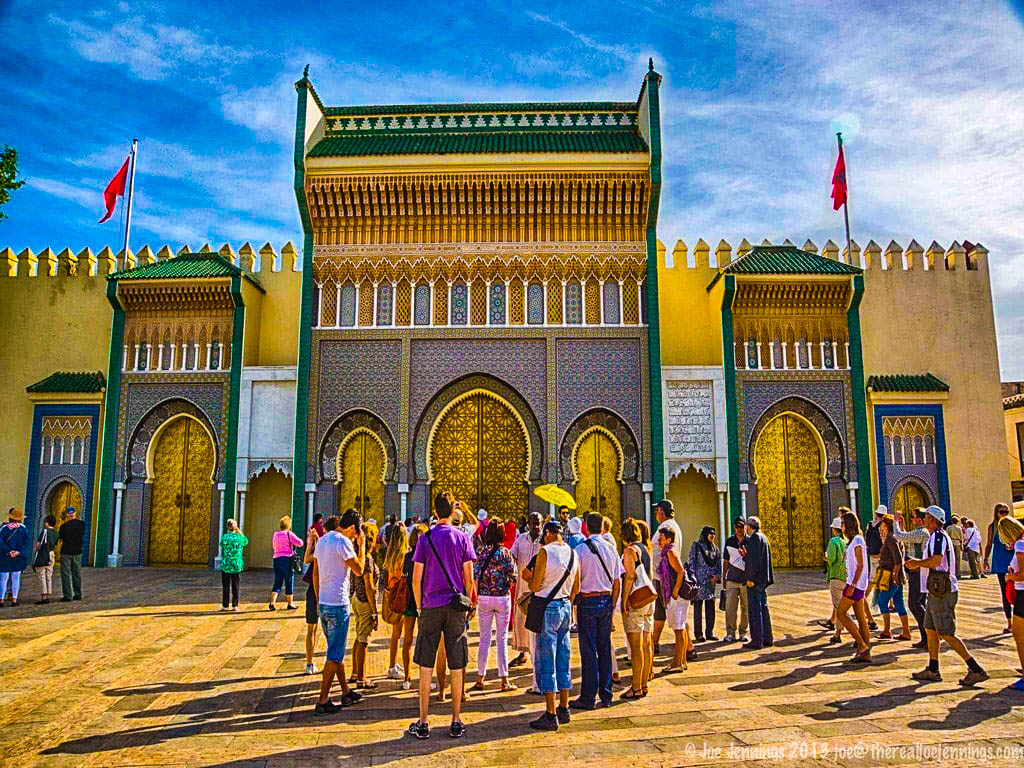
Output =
[
  {"x1": 575, "y1": 431, "x2": 622, "y2": 539},
  {"x1": 892, "y1": 482, "x2": 926, "y2": 529},
  {"x1": 430, "y1": 393, "x2": 528, "y2": 522},
  {"x1": 48, "y1": 481, "x2": 82, "y2": 562},
  {"x1": 180, "y1": 421, "x2": 214, "y2": 565},
  {"x1": 754, "y1": 415, "x2": 823, "y2": 568},
  {"x1": 337, "y1": 432, "x2": 386, "y2": 524}
]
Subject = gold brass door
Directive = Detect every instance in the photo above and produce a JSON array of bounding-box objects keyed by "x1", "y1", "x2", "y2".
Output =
[
  {"x1": 47, "y1": 481, "x2": 82, "y2": 562},
  {"x1": 337, "y1": 431, "x2": 386, "y2": 524},
  {"x1": 575, "y1": 431, "x2": 622, "y2": 539},
  {"x1": 754, "y1": 414, "x2": 823, "y2": 568},
  {"x1": 892, "y1": 482, "x2": 927, "y2": 529},
  {"x1": 148, "y1": 417, "x2": 215, "y2": 565},
  {"x1": 430, "y1": 393, "x2": 528, "y2": 522}
]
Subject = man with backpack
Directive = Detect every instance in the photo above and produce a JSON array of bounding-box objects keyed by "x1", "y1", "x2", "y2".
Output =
[
  {"x1": 742, "y1": 516, "x2": 774, "y2": 650},
  {"x1": 863, "y1": 506, "x2": 887, "y2": 631}
]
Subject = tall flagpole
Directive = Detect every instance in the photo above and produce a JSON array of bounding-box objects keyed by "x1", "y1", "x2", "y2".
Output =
[
  {"x1": 122, "y1": 138, "x2": 139, "y2": 256},
  {"x1": 837, "y1": 131, "x2": 852, "y2": 261}
]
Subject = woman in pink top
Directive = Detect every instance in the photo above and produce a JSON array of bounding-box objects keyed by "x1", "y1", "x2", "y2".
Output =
[{"x1": 270, "y1": 516, "x2": 303, "y2": 610}]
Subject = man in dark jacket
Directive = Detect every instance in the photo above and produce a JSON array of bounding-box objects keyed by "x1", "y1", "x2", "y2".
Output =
[
  {"x1": 58, "y1": 507, "x2": 86, "y2": 601},
  {"x1": 741, "y1": 516, "x2": 773, "y2": 650}
]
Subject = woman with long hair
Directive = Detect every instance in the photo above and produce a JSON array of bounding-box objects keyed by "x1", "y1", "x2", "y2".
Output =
[
  {"x1": 998, "y1": 516, "x2": 1024, "y2": 690},
  {"x1": 984, "y1": 503, "x2": 1014, "y2": 633},
  {"x1": 471, "y1": 518, "x2": 518, "y2": 692},
  {"x1": 688, "y1": 526, "x2": 721, "y2": 642},
  {"x1": 656, "y1": 527, "x2": 691, "y2": 673},
  {"x1": 620, "y1": 518, "x2": 654, "y2": 697},
  {"x1": 837, "y1": 511, "x2": 872, "y2": 664},
  {"x1": 382, "y1": 522, "x2": 410, "y2": 681},
  {"x1": 397, "y1": 524, "x2": 427, "y2": 690},
  {"x1": 875, "y1": 516, "x2": 911, "y2": 640}
]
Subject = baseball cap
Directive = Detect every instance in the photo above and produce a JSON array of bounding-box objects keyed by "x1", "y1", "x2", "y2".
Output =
[
  {"x1": 923, "y1": 505, "x2": 946, "y2": 524},
  {"x1": 830, "y1": 517, "x2": 843, "y2": 530},
  {"x1": 543, "y1": 520, "x2": 563, "y2": 536},
  {"x1": 654, "y1": 499, "x2": 674, "y2": 513}
]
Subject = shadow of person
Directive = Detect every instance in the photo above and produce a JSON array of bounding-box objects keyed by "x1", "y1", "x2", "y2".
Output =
[{"x1": 907, "y1": 686, "x2": 1023, "y2": 731}]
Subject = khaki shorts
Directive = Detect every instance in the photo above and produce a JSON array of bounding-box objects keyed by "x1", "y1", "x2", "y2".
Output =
[
  {"x1": 829, "y1": 579, "x2": 846, "y2": 609},
  {"x1": 623, "y1": 603, "x2": 655, "y2": 634},
  {"x1": 924, "y1": 589, "x2": 958, "y2": 636},
  {"x1": 351, "y1": 597, "x2": 374, "y2": 643}
]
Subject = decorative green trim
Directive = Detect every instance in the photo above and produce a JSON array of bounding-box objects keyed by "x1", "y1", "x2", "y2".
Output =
[
  {"x1": 643, "y1": 68, "x2": 665, "y2": 507},
  {"x1": 222, "y1": 274, "x2": 245, "y2": 522},
  {"x1": 866, "y1": 373, "x2": 949, "y2": 393},
  {"x1": 26, "y1": 371, "x2": 106, "y2": 394},
  {"x1": 846, "y1": 274, "x2": 873, "y2": 524},
  {"x1": 93, "y1": 281, "x2": 125, "y2": 567},
  {"x1": 292, "y1": 76, "x2": 316, "y2": 531},
  {"x1": 721, "y1": 275, "x2": 741, "y2": 521},
  {"x1": 323, "y1": 101, "x2": 637, "y2": 117}
]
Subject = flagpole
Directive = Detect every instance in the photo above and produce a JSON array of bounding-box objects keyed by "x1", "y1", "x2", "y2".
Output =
[
  {"x1": 837, "y1": 132, "x2": 852, "y2": 261},
  {"x1": 122, "y1": 138, "x2": 139, "y2": 256}
]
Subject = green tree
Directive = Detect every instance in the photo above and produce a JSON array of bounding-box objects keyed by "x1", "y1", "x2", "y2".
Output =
[{"x1": 0, "y1": 145, "x2": 26, "y2": 223}]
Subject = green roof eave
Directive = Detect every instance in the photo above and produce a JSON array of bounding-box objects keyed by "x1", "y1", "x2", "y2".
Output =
[
  {"x1": 866, "y1": 373, "x2": 950, "y2": 393},
  {"x1": 26, "y1": 371, "x2": 106, "y2": 394},
  {"x1": 707, "y1": 245, "x2": 861, "y2": 290},
  {"x1": 109, "y1": 253, "x2": 264, "y2": 292},
  {"x1": 323, "y1": 101, "x2": 638, "y2": 117}
]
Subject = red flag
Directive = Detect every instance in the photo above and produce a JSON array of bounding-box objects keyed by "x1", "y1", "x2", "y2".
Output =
[
  {"x1": 831, "y1": 145, "x2": 847, "y2": 211},
  {"x1": 99, "y1": 156, "x2": 131, "y2": 223}
]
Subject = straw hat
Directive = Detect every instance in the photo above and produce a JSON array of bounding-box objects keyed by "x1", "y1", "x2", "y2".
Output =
[{"x1": 7, "y1": 507, "x2": 24, "y2": 522}]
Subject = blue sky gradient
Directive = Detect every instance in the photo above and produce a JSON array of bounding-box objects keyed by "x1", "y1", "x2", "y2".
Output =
[{"x1": 1, "y1": 1, "x2": 1022, "y2": 376}]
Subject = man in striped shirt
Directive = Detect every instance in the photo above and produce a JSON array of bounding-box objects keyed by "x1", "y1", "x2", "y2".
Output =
[{"x1": 893, "y1": 507, "x2": 930, "y2": 648}]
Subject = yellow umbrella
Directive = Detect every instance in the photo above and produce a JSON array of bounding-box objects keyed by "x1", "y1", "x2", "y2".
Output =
[{"x1": 533, "y1": 484, "x2": 576, "y2": 510}]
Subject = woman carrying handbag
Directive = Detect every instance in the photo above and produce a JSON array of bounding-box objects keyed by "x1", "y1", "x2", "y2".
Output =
[
  {"x1": 620, "y1": 519, "x2": 656, "y2": 698},
  {"x1": 33, "y1": 514, "x2": 58, "y2": 605}
]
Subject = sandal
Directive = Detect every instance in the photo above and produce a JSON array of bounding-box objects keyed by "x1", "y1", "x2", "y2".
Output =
[
  {"x1": 500, "y1": 681, "x2": 517, "y2": 692},
  {"x1": 663, "y1": 665, "x2": 684, "y2": 674},
  {"x1": 469, "y1": 681, "x2": 485, "y2": 692},
  {"x1": 357, "y1": 680, "x2": 378, "y2": 690},
  {"x1": 896, "y1": 633, "x2": 913, "y2": 641},
  {"x1": 878, "y1": 631, "x2": 893, "y2": 639},
  {"x1": 620, "y1": 687, "x2": 644, "y2": 700},
  {"x1": 348, "y1": 675, "x2": 358, "y2": 684},
  {"x1": 828, "y1": 635, "x2": 841, "y2": 644},
  {"x1": 268, "y1": 603, "x2": 276, "y2": 611}
]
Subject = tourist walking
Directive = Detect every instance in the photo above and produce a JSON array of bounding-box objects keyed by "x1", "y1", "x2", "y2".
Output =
[
  {"x1": 383, "y1": 522, "x2": 411, "y2": 682},
  {"x1": 983, "y1": 503, "x2": 1014, "y2": 633},
  {"x1": 875, "y1": 515, "x2": 911, "y2": 640},
  {"x1": 655, "y1": 526, "x2": 691, "y2": 672},
  {"x1": 836, "y1": 511, "x2": 871, "y2": 663},
  {"x1": 906, "y1": 505, "x2": 989, "y2": 686},
  {"x1": 963, "y1": 519, "x2": 983, "y2": 579},
  {"x1": 742, "y1": 516, "x2": 774, "y2": 650},
  {"x1": 688, "y1": 526, "x2": 721, "y2": 642},
  {"x1": 722, "y1": 518, "x2": 748, "y2": 643},
  {"x1": 947, "y1": 516, "x2": 964, "y2": 581},
  {"x1": 0, "y1": 508, "x2": 30, "y2": 607},
  {"x1": 349, "y1": 523, "x2": 380, "y2": 690},
  {"x1": 527, "y1": 521, "x2": 580, "y2": 731},
  {"x1": 304, "y1": 515, "x2": 331, "y2": 674},
  {"x1": 471, "y1": 518, "x2": 517, "y2": 692},
  {"x1": 893, "y1": 507, "x2": 930, "y2": 647},
  {"x1": 820, "y1": 516, "x2": 846, "y2": 643},
  {"x1": 863, "y1": 507, "x2": 884, "y2": 631},
  {"x1": 620, "y1": 518, "x2": 655, "y2": 698},
  {"x1": 651, "y1": 500, "x2": 682, "y2": 654},
  {"x1": 509, "y1": 512, "x2": 544, "y2": 671},
  {"x1": 996, "y1": 516, "x2": 1024, "y2": 690},
  {"x1": 218, "y1": 519, "x2": 248, "y2": 611},
  {"x1": 57, "y1": 506, "x2": 85, "y2": 602},
  {"x1": 409, "y1": 493, "x2": 476, "y2": 740},
  {"x1": 269, "y1": 517, "x2": 303, "y2": 611},
  {"x1": 32, "y1": 514, "x2": 58, "y2": 605},
  {"x1": 312, "y1": 510, "x2": 365, "y2": 714},
  {"x1": 571, "y1": 513, "x2": 622, "y2": 710}
]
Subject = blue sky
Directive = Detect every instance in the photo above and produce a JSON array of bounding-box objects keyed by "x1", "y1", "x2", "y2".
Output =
[{"x1": 1, "y1": 1, "x2": 1023, "y2": 377}]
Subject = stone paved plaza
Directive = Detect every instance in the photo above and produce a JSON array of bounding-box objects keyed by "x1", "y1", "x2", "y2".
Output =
[{"x1": 1, "y1": 569, "x2": 1023, "y2": 768}]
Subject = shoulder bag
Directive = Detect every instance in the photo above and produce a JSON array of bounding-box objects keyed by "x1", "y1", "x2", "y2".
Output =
[
  {"x1": 33, "y1": 529, "x2": 52, "y2": 570},
  {"x1": 926, "y1": 532, "x2": 952, "y2": 596},
  {"x1": 625, "y1": 543, "x2": 657, "y2": 609},
  {"x1": 525, "y1": 549, "x2": 575, "y2": 633},
  {"x1": 425, "y1": 528, "x2": 473, "y2": 613},
  {"x1": 387, "y1": 571, "x2": 409, "y2": 615}
]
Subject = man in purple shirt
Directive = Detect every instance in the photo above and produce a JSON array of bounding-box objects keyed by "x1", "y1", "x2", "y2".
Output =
[{"x1": 409, "y1": 492, "x2": 477, "y2": 740}]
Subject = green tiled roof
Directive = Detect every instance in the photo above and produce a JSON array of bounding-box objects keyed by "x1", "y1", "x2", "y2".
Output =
[
  {"x1": 26, "y1": 371, "x2": 106, "y2": 394},
  {"x1": 109, "y1": 253, "x2": 262, "y2": 289},
  {"x1": 324, "y1": 101, "x2": 636, "y2": 117},
  {"x1": 722, "y1": 246, "x2": 862, "y2": 276},
  {"x1": 309, "y1": 129, "x2": 647, "y2": 158},
  {"x1": 866, "y1": 373, "x2": 950, "y2": 393}
]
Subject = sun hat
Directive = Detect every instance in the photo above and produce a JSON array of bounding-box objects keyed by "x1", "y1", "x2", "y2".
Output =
[
  {"x1": 830, "y1": 517, "x2": 843, "y2": 530},
  {"x1": 8, "y1": 507, "x2": 24, "y2": 522},
  {"x1": 874, "y1": 504, "x2": 888, "y2": 517}
]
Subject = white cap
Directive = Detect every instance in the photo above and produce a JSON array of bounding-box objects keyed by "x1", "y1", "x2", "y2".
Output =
[
  {"x1": 830, "y1": 517, "x2": 843, "y2": 530},
  {"x1": 478, "y1": 509, "x2": 487, "y2": 520},
  {"x1": 923, "y1": 505, "x2": 946, "y2": 524},
  {"x1": 874, "y1": 504, "x2": 888, "y2": 517},
  {"x1": 567, "y1": 517, "x2": 583, "y2": 535}
]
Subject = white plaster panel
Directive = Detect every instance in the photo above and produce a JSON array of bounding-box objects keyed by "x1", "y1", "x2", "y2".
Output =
[{"x1": 250, "y1": 381, "x2": 295, "y2": 458}]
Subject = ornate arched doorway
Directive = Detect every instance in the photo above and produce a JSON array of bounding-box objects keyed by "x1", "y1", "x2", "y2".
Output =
[
  {"x1": 428, "y1": 391, "x2": 529, "y2": 521},
  {"x1": 753, "y1": 413, "x2": 824, "y2": 568},
  {"x1": 337, "y1": 430, "x2": 386, "y2": 524},
  {"x1": 573, "y1": 428, "x2": 622, "y2": 539},
  {"x1": 46, "y1": 480, "x2": 82, "y2": 561},
  {"x1": 892, "y1": 481, "x2": 928, "y2": 528},
  {"x1": 148, "y1": 416, "x2": 215, "y2": 565}
]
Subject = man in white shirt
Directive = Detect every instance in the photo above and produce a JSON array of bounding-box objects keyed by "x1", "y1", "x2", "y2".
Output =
[
  {"x1": 906, "y1": 505, "x2": 988, "y2": 686},
  {"x1": 651, "y1": 500, "x2": 682, "y2": 653},
  {"x1": 509, "y1": 513, "x2": 544, "y2": 670},
  {"x1": 312, "y1": 509, "x2": 365, "y2": 715},
  {"x1": 963, "y1": 519, "x2": 984, "y2": 579},
  {"x1": 571, "y1": 513, "x2": 623, "y2": 710}
]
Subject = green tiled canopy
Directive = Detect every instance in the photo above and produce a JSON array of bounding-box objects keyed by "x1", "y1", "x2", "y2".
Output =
[
  {"x1": 26, "y1": 371, "x2": 106, "y2": 394},
  {"x1": 109, "y1": 253, "x2": 245, "y2": 281},
  {"x1": 866, "y1": 373, "x2": 950, "y2": 393},
  {"x1": 324, "y1": 101, "x2": 637, "y2": 116},
  {"x1": 722, "y1": 246, "x2": 862, "y2": 276}
]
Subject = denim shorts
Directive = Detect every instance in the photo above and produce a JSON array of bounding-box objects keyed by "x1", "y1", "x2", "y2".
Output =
[
  {"x1": 534, "y1": 598, "x2": 572, "y2": 694},
  {"x1": 319, "y1": 603, "x2": 351, "y2": 663}
]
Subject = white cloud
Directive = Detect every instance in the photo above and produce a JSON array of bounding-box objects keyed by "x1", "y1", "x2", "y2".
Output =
[{"x1": 27, "y1": 177, "x2": 98, "y2": 212}]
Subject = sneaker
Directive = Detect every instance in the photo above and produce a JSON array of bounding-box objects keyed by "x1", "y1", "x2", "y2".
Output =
[
  {"x1": 686, "y1": 649, "x2": 698, "y2": 662},
  {"x1": 305, "y1": 663, "x2": 316, "y2": 675},
  {"x1": 569, "y1": 698, "x2": 596, "y2": 711},
  {"x1": 60, "y1": 597, "x2": 72, "y2": 603},
  {"x1": 959, "y1": 669, "x2": 989, "y2": 687},
  {"x1": 653, "y1": 642, "x2": 661, "y2": 655},
  {"x1": 529, "y1": 712, "x2": 559, "y2": 731},
  {"x1": 409, "y1": 721, "x2": 430, "y2": 740},
  {"x1": 314, "y1": 700, "x2": 339, "y2": 716},
  {"x1": 449, "y1": 721, "x2": 466, "y2": 738},
  {"x1": 430, "y1": 681, "x2": 437, "y2": 691},
  {"x1": 401, "y1": 679, "x2": 411, "y2": 690},
  {"x1": 739, "y1": 634, "x2": 749, "y2": 642},
  {"x1": 706, "y1": 634, "x2": 720, "y2": 641},
  {"x1": 34, "y1": 599, "x2": 49, "y2": 605},
  {"x1": 1011, "y1": 678, "x2": 1024, "y2": 691},
  {"x1": 340, "y1": 690, "x2": 362, "y2": 707},
  {"x1": 723, "y1": 634, "x2": 735, "y2": 643},
  {"x1": 570, "y1": 623, "x2": 579, "y2": 634},
  {"x1": 742, "y1": 642, "x2": 762, "y2": 651},
  {"x1": 555, "y1": 706, "x2": 570, "y2": 724},
  {"x1": 387, "y1": 666, "x2": 402, "y2": 680},
  {"x1": 912, "y1": 668, "x2": 942, "y2": 682},
  {"x1": 693, "y1": 635, "x2": 706, "y2": 644},
  {"x1": 232, "y1": 606, "x2": 240, "y2": 612},
  {"x1": 72, "y1": 596, "x2": 82, "y2": 601},
  {"x1": 220, "y1": 606, "x2": 229, "y2": 611}
]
